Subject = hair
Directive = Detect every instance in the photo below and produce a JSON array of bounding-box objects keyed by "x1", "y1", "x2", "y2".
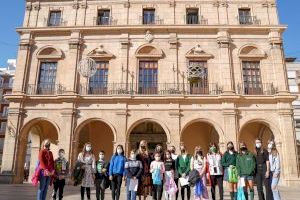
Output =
[
  {"x1": 255, "y1": 138, "x2": 262, "y2": 142},
  {"x1": 82, "y1": 142, "x2": 93, "y2": 155},
  {"x1": 194, "y1": 146, "x2": 204, "y2": 159},
  {"x1": 129, "y1": 149, "x2": 137, "y2": 156},
  {"x1": 138, "y1": 140, "x2": 149, "y2": 155},
  {"x1": 226, "y1": 141, "x2": 235, "y2": 151},
  {"x1": 41, "y1": 139, "x2": 51, "y2": 150},
  {"x1": 154, "y1": 152, "x2": 161, "y2": 157},
  {"x1": 155, "y1": 144, "x2": 163, "y2": 152},
  {"x1": 239, "y1": 142, "x2": 247, "y2": 154},
  {"x1": 114, "y1": 144, "x2": 125, "y2": 156},
  {"x1": 99, "y1": 150, "x2": 105, "y2": 154},
  {"x1": 165, "y1": 150, "x2": 172, "y2": 159},
  {"x1": 58, "y1": 149, "x2": 65, "y2": 153},
  {"x1": 271, "y1": 146, "x2": 279, "y2": 156}
]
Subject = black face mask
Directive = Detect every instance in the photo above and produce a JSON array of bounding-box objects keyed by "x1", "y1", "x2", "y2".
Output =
[
  {"x1": 45, "y1": 144, "x2": 50, "y2": 149},
  {"x1": 196, "y1": 151, "x2": 203, "y2": 156},
  {"x1": 240, "y1": 147, "x2": 247, "y2": 152},
  {"x1": 171, "y1": 150, "x2": 175, "y2": 154},
  {"x1": 181, "y1": 149, "x2": 186, "y2": 154},
  {"x1": 228, "y1": 146, "x2": 234, "y2": 151},
  {"x1": 141, "y1": 146, "x2": 146, "y2": 150}
]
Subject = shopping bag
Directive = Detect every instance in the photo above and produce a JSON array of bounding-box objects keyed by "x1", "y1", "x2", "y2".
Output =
[
  {"x1": 31, "y1": 161, "x2": 40, "y2": 187},
  {"x1": 195, "y1": 180, "x2": 203, "y2": 197},
  {"x1": 167, "y1": 177, "x2": 178, "y2": 195},
  {"x1": 152, "y1": 168, "x2": 162, "y2": 185},
  {"x1": 237, "y1": 178, "x2": 246, "y2": 200},
  {"x1": 228, "y1": 166, "x2": 238, "y2": 183}
]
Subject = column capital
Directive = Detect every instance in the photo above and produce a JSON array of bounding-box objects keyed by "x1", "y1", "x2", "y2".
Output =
[{"x1": 217, "y1": 29, "x2": 231, "y2": 48}]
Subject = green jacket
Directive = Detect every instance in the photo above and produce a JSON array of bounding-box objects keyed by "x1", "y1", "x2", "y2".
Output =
[
  {"x1": 221, "y1": 151, "x2": 237, "y2": 168},
  {"x1": 236, "y1": 152, "x2": 256, "y2": 176},
  {"x1": 176, "y1": 154, "x2": 191, "y2": 176}
]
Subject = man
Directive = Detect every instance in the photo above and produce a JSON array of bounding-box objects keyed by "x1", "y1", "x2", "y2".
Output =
[
  {"x1": 169, "y1": 146, "x2": 179, "y2": 200},
  {"x1": 176, "y1": 145, "x2": 191, "y2": 200},
  {"x1": 255, "y1": 138, "x2": 273, "y2": 200}
]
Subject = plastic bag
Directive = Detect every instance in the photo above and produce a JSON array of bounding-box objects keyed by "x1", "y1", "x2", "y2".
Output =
[
  {"x1": 195, "y1": 179, "x2": 203, "y2": 197},
  {"x1": 166, "y1": 177, "x2": 178, "y2": 195},
  {"x1": 31, "y1": 161, "x2": 40, "y2": 187},
  {"x1": 152, "y1": 168, "x2": 162, "y2": 185},
  {"x1": 228, "y1": 166, "x2": 238, "y2": 183},
  {"x1": 237, "y1": 178, "x2": 246, "y2": 200}
]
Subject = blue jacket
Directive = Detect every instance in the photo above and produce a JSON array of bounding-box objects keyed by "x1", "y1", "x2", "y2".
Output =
[{"x1": 109, "y1": 154, "x2": 126, "y2": 176}]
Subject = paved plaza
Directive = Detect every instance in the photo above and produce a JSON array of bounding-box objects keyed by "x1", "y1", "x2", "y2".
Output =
[{"x1": 0, "y1": 183, "x2": 299, "y2": 200}]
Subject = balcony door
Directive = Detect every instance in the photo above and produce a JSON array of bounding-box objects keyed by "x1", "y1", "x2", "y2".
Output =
[
  {"x1": 242, "y1": 61, "x2": 262, "y2": 94},
  {"x1": 138, "y1": 61, "x2": 158, "y2": 94},
  {"x1": 189, "y1": 61, "x2": 208, "y2": 94},
  {"x1": 89, "y1": 61, "x2": 109, "y2": 94},
  {"x1": 37, "y1": 62, "x2": 57, "y2": 94}
]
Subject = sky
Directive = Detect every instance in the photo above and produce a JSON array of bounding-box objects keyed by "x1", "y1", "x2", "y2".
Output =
[{"x1": 0, "y1": 0, "x2": 299, "y2": 67}]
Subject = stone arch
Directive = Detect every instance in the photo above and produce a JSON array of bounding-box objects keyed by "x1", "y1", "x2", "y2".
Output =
[
  {"x1": 238, "y1": 44, "x2": 266, "y2": 59},
  {"x1": 180, "y1": 118, "x2": 225, "y2": 155},
  {"x1": 72, "y1": 118, "x2": 116, "y2": 164},
  {"x1": 135, "y1": 44, "x2": 164, "y2": 58},
  {"x1": 36, "y1": 46, "x2": 64, "y2": 59},
  {"x1": 15, "y1": 118, "x2": 60, "y2": 183}
]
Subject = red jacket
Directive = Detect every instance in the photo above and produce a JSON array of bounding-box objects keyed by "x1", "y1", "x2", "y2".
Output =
[{"x1": 39, "y1": 149, "x2": 54, "y2": 173}]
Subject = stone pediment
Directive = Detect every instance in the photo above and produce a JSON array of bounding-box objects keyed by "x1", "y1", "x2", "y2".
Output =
[
  {"x1": 36, "y1": 46, "x2": 63, "y2": 59},
  {"x1": 135, "y1": 44, "x2": 163, "y2": 59},
  {"x1": 239, "y1": 45, "x2": 266, "y2": 59},
  {"x1": 186, "y1": 44, "x2": 213, "y2": 60},
  {"x1": 87, "y1": 45, "x2": 115, "y2": 60}
]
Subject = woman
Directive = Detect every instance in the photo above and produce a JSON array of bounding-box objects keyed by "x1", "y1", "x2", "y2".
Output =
[
  {"x1": 77, "y1": 143, "x2": 96, "y2": 200},
  {"x1": 221, "y1": 141, "x2": 238, "y2": 200},
  {"x1": 109, "y1": 144, "x2": 126, "y2": 200},
  {"x1": 37, "y1": 139, "x2": 54, "y2": 200},
  {"x1": 269, "y1": 145, "x2": 281, "y2": 200},
  {"x1": 136, "y1": 140, "x2": 152, "y2": 200},
  {"x1": 236, "y1": 142, "x2": 256, "y2": 200},
  {"x1": 164, "y1": 150, "x2": 176, "y2": 200},
  {"x1": 207, "y1": 143, "x2": 223, "y2": 200},
  {"x1": 190, "y1": 146, "x2": 209, "y2": 200}
]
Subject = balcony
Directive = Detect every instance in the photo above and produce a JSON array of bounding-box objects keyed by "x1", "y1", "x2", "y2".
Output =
[
  {"x1": 238, "y1": 16, "x2": 260, "y2": 25},
  {"x1": 0, "y1": 83, "x2": 13, "y2": 89},
  {"x1": 0, "y1": 126, "x2": 6, "y2": 135},
  {"x1": 237, "y1": 83, "x2": 277, "y2": 95},
  {"x1": 27, "y1": 84, "x2": 64, "y2": 95},
  {"x1": 94, "y1": 16, "x2": 117, "y2": 26},
  {"x1": 140, "y1": 16, "x2": 164, "y2": 25},
  {"x1": 79, "y1": 83, "x2": 222, "y2": 96},
  {"x1": 185, "y1": 15, "x2": 208, "y2": 25},
  {"x1": 44, "y1": 18, "x2": 67, "y2": 27}
]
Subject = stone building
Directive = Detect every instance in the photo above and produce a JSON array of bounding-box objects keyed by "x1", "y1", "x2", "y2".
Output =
[{"x1": 0, "y1": 0, "x2": 299, "y2": 185}]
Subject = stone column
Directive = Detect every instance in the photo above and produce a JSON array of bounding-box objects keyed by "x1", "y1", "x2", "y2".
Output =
[
  {"x1": 13, "y1": 33, "x2": 33, "y2": 94},
  {"x1": 269, "y1": 30, "x2": 289, "y2": 93},
  {"x1": 119, "y1": 34, "x2": 130, "y2": 87},
  {"x1": 217, "y1": 30, "x2": 234, "y2": 94},
  {"x1": 168, "y1": 107, "x2": 181, "y2": 152},
  {"x1": 24, "y1": 2, "x2": 32, "y2": 27},
  {"x1": 222, "y1": 103, "x2": 238, "y2": 151},
  {"x1": 114, "y1": 109, "x2": 128, "y2": 152},
  {"x1": 218, "y1": 1, "x2": 229, "y2": 25},
  {"x1": 278, "y1": 108, "x2": 300, "y2": 186}
]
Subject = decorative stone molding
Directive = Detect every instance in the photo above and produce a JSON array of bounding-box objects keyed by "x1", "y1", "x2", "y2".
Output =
[
  {"x1": 186, "y1": 44, "x2": 214, "y2": 60},
  {"x1": 144, "y1": 30, "x2": 154, "y2": 43},
  {"x1": 268, "y1": 30, "x2": 283, "y2": 49},
  {"x1": 36, "y1": 46, "x2": 64, "y2": 60},
  {"x1": 169, "y1": 1, "x2": 176, "y2": 7},
  {"x1": 120, "y1": 39, "x2": 130, "y2": 49},
  {"x1": 26, "y1": 3, "x2": 32, "y2": 11},
  {"x1": 32, "y1": 3, "x2": 40, "y2": 11},
  {"x1": 142, "y1": 5, "x2": 157, "y2": 9},
  {"x1": 238, "y1": 45, "x2": 266, "y2": 59},
  {"x1": 124, "y1": 2, "x2": 130, "y2": 8},
  {"x1": 72, "y1": 2, "x2": 79, "y2": 9},
  {"x1": 80, "y1": 2, "x2": 88, "y2": 9},
  {"x1": 135, "y1": 44, "x2": 163, "y2": 59},
  {"x1": 87, "y1": 45, "x2": 115, "y2": 60},
  {"x1": 217, "y1": 30, "x2": 231, "y2": 48},
  {"x1": 69, "y1": 31, "x2": 83, "y2": 50},
  {"x1": 212, "y1": 1, "x2": 220, "y2": 7},
  {"x1": 168, "y1": 33, "x2": 178, "y2": 49},
  {"x1": 220, "y1": 1, "x2": 229, "y2": 7}
]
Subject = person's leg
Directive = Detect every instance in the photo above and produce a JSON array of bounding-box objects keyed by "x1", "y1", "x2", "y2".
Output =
[
  {"x1": 217, "y1": 175, "x2": 224, "y2": 200},
  {"x1": 157, "y1": 184, "x2": 163, "y2": 200},
  {"x1": 233, "y1": 182, "x2": 238, "y2": 200},
  {"x1": 174, "y1": 178, "x2": 179, "y2": 200},
  {"x1": 37, "y1": 176, "x2": 46, "y2": 200},
  {"x1": 131, "y1": 190, "x2": 137, "y2": 200},
  {"x1": 271, "y1": 176, "x2": 281, "y2": 200},
  {"x1": 58, "y1": 179, "x2": 65, "y2": 200},
  {"x1": 265, "y1": 176, "x2": 274, "y2": 200},
  {"x1": 81, "y1": 186, "x2": 85, "y2": 200},
  {"x1": 100, "y1": 177, "x2": 106, "y2": 200},
  {"x1": 111, "y1": 176, "x2": 117, "y2": 200},
  {"x1": 52, "y1": 180, "x2": 59, "y2": 200},
  {"x1": 42, "y1": 176, "x2": 51, "y2": 200},
  {"x1": 180, "y1": 186, "x2": 185, "y2": 200},
  {"x1": 186, "y1": 185, "x2": 191, "y2": 200},
  {"x1": 210, "y1": 175, "x2": 217, "y2": 200},
  {"x1": 127, "y1": 178, "x2": 131, "y2": 200},
  {"x1": 95, "y1": 179, "x2": 101, "y2": 200},
  {"x1": 116, "y1": 175, "x2": 123, "y2": 200},
  {"x1": 86, "y1": 187, "x2": 91, "y2": 200},
  {"x1": 256, "y1": 171, "x2": 265, "y2": 200},
  {"x1": 248, "y1": 179, "x2": 255, "y2": 200},
  {"x1": 152, "y1": 184, "x2": 158, "y2": 200}
]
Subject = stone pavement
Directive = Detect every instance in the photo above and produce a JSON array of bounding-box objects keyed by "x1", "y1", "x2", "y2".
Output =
[{"x1": 0, "y1": 183, "x2": 298, "y2": 200}]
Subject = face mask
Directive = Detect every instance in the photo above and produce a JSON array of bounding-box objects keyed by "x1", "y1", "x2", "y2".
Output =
[
  {"x1": 171, "y1": 149, "x2": 175, "y2": 154},
  {"x1": 117, "y1": 149, "x2": 123, "y2": 154},
  {"x1": 59, "y1": 153, "x2": 64, "y2": 158},
  {"x1": 228, "y1": 145, "x2": 234, "y2": 150},
  {"x1": 166, "y1": 154, "x2": 171, "y2": 159},
  {"x1": 268, "y1": 143, "x2": 274, "y2": 149},
  {"x1": 196, "y1": 150, "x2": 203, "y2": 156},
  {"x1": 86, "y1": 146, "x2": 92, "y2": 152},
  {"x1": 155, "y1": 156, "x2": 160, "y2": 161},
  {"x1": 45, "y1": 143, "x2": 50, "y2": 149},
  {"x1": 240, "y1": 147, "x2": 247, "y2": 152},
  {"x1": 256, "y1": 143, "x2": 262, "y2": 149},
  {"x1": 130, "y1": 154, "x2": 136, "y2": 160},
  {"x1": 210, "y1": 147, "x2": 217, "y2": 153},
  {"x1": 181, "y1": 149, "x2": 186, "y2": 154},
  {"x1": 99, "y1": 155, "x2": 104, "y2": 160},
  {"x1": 141, "y1": 146, "x2": 146, "y2": 150}
]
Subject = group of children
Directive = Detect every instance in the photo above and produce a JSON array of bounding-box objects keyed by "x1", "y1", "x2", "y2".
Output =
[{"x1": 35, "y1": 138, "x2": 281, "y2": 200}]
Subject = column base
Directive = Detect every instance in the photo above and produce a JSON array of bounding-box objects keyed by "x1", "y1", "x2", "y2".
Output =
[
  {"x1": 281, "y1": 178, "x2": 300, "y2": 187},
  {"x1": 0, "y1": 171, "x2": 14, "y2": 184}
]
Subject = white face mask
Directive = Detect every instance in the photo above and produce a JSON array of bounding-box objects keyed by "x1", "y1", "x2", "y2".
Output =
[
  {"x1": 130, "y1": 154, "x2": 136, "y2": 160},
  {"x1": 268, "y1": 143, "x2": 274, "y2": 149},
  {"x1": 59, "y1": 153, "x2": 64, "y2": 158},
  {"x1": 255, "y1": 143, "x2": 262, "y2": 148},
  {"x1": 117, "y1": 149, "x2": 123, "y2": 154},
  {"x1": 86, "y1": 146, "x2": 92, "y2": 152},
  {"x1": 155, "y1": 156, "x2": 160, "y2": 161},
  {"x1": 99, "y1": 155, "x2": 104, "y2": 160}
]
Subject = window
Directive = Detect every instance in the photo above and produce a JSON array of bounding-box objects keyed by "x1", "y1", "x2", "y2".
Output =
[
  {"x1": 143, "y1": 9, "x2": 155, "y2": 24},
  {"x1": 37, "y1": 62, "x2": 58, "y2": 94},
  {"x1": 138, "y1": 61, "x2": 158, "y2": 94},
  {"x1": 186, "y1": 9, "x2": 199, "y2": 24},
  {"x1": 242, "y1": 61, "x2": 262, "y2": 94},
  {"x1": 0, "y1": 122, "x2": 6, "y2": 132},
  {"x1": 89, "y1": 61, "x2": 109, "y2": 94},
  {"x1": 188, "y1": 61, "x2": 208, "y2": 94},
  {"x1": 48, "y1": 11, "x2": 62, "y2": 26},
  {"x1": 2, "y1": 106, "x2": 8, "y2": 117},
  {"x1": 239, "y1": 8, "x2": 252, "y2": 24},
  {"x1": 97, "y1": 10, "x2": 110, "y2": 25}
]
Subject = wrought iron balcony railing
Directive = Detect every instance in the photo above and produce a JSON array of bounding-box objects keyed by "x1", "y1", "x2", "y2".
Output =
[
  {"x1": 0, "y1": 83, "x2": 13, "y2": 89},
  {"x1": 140, "y1": 16, "x2": 164, "y2": 25},
  {"x1": 27, "y1": 84, "x2": 64, "y2": 95},
  {"x1": 94, "y1": 16, "x2": 117, "y2": 26},
  {"x1": 238, "y1": 15, "x2": 260, "y2": 25},
  {"x1": 185, "y1": 15, "x2": 208, "y2": 25},
  {"x1": 79, "y1": 83, "x2": 222, "y2": 96},
  {"x1": 237, "y1": 83, "x2": 277, "y2": 95},
  {"x1": 44, "y1": 18, "x2": 67, "y2": 27}
]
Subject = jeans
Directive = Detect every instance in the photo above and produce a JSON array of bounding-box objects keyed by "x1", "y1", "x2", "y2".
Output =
[
  {"x1": 174, "y1": 178, "x2": 179, "y2": 200},
  {"x1": 52, "y1": 179, "x2": 65, "y2": 200},
  {"x1": 256, "y1": 168, "x2": 273, "y2": 200},
  {"x1": 152, "y1": 184, "x2": 163, "y2": 200},
  {"x1": 126, "y1": 178, "x2": 137, "y2": 200},
  {"x1": 111, "y1": 174, "x2": 123, "y2": 200},
  {"x1": 37, "y1": 175, "x2": 51, "y2": 200},
  {"x1": 180, "y1": 185, "x2": 191, "y2": 200},
  {"x1": 210, "y1": 175, "x2": 224, "y2": 200},
  {"x1": 81, "y1": 187, "x2": 91, "y2": 200},
  {"x1": 95, "y1": 177, "x2": 106, "y2": 200},
  {"x1": 271, "y1": 173, "x2": 281, "y2": 200}
]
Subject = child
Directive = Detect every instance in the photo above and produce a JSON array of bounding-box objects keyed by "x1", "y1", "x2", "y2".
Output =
[
  {"x1": 95, "y1": 151, "x2": 109, "y2": 200},
  {"x1": 125, "y1": 149, "x2": 143, "y2": 200},
  {"x1": 150, "y1": 152, "x2": 165, "y2": 200},
  {"x1": 164, "y1": 150, "x2": 176, "y2": 200},
  {"x1": 52, "y1": 149, "x2": 69, "y2": 200}
]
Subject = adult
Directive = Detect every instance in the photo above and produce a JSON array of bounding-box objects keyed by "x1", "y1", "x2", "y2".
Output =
[{"x1": 169, "y1": 146, "x2": 179, "y2": 200}]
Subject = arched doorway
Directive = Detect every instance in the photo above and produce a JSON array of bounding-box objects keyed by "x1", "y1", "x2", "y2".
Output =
[
  {"x1": 75, "y1": 120, "x2": 115, "y2": 161},
  {"x1": 239, "y1": 121, "x2": 274, "y2": 152},
  {"x1": 128, "y1": 121, "x2": 167, "y2": 154},
  {"x1": 181, "y1": 121, "x2": 220, "y2": 155},
  {"x1": 17, "y1": 119, "x2": 59, "y2": 183}
]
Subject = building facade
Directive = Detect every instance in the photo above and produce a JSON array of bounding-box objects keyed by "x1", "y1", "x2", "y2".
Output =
[
  {"x1": 0, "y1": 60, "x2": 15, "y2": 170},
  {"x1": 1, "y1": 0, "x2": 299, "y2": 185}
]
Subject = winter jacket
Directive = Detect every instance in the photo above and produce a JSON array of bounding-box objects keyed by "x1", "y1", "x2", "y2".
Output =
[
  {"x1": 221, "y1": 151, "x2": 237, "y2": 167},
  {"x1": 109, "y1": 154, "x2": 126, "y2": 176},
  {"x1": 236, "y1": 151, "x2": 256, "y2": 176},
  {"x1": 176, "y1": 154, "x2": 191, "y2": 176},
  {"x1": 125, "y1": 159, "x2": 143, "y2": 178}
]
